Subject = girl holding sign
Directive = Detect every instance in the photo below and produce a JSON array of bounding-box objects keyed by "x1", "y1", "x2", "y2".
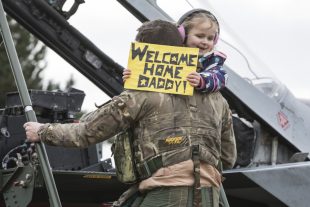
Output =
[
  {"x1": 124, "y1": 9, "x2": 227, "y2": 94},
  {"x1": 178, "y1": 9, "x2": 227, "y2": 93}
]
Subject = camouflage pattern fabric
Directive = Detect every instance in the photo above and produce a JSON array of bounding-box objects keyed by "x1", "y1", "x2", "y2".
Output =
[{"x1": 39, "y1": 90, "x2": 236, "y2": 170}]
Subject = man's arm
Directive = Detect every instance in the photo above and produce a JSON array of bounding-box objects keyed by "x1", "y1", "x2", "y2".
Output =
[
  {"x1": 24, "y1": 91, "x2": 144, "y2": 148},
  {"x1": 220, "y1": 103, "x2": 237, "y2": 170}
]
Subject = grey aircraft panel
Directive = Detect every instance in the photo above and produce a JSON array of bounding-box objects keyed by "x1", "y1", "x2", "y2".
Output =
[
  {"x1": 224, "y1": 162, "x2": 310, "y2": 207},
  {"x1": 225, "y1": 66, "x2": 310, "y2": 155}
]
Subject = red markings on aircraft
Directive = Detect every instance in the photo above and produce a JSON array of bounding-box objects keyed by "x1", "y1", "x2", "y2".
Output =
[{"x1": 277, "y1": 111, "x2": 289, "y2": 129}]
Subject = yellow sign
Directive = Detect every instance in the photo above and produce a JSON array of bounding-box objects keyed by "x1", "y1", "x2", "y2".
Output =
[{"x1": 124, "y1": 42, "x2": 199, "y2": 96}]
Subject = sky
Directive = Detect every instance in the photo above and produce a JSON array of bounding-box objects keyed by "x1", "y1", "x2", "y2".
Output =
[{"x1": 43, "y1": 0, "x2": 310, "y2": 111}]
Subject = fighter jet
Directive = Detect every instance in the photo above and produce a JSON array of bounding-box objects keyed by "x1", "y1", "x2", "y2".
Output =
[{"x1": 1, "y1": 0, "x2": 310, "y2": 206}]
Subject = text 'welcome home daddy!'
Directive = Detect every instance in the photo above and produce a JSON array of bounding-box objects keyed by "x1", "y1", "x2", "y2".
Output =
[{"x1": 124, "y1": 42, "x2": 199, "y2": 96}]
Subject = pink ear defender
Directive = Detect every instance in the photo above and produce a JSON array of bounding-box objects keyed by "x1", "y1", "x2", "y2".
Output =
[{"x1": 178, "y1": 25, "x2": 186, "y2": 43}]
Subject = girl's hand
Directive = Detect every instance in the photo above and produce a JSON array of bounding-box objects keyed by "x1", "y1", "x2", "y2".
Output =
[
  {"x1": 186, "y1": 72, "x2": 201, "y2": 87},
  {"x1": 122, "y1": 68, "x2": 132, "y2": 82}
]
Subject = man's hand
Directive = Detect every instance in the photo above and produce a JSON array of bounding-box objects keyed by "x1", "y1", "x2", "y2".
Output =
[
  {"x1": 23, "y1": 122, "x2": 44, "y2": 142},
  {"x1": 122, "y1": 68, "x2": 132, "y2": 82},
  {"x1": 186, "y1": 72, "x2": 201, "y2": 87}
]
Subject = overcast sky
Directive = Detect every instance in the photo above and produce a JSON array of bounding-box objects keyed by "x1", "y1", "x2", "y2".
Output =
[{"x1": 43, "y1": 0, "x2": 310, "y2": 111}]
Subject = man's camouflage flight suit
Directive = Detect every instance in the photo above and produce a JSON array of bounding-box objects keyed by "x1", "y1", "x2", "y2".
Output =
[{"x1": 37, "y1": 89, "x2": 236, "y2": 206}]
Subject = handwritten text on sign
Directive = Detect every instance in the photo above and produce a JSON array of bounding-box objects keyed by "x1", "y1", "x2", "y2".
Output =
[{"x1": 124, "y1": 42, "x2": 199, "y2": 95}]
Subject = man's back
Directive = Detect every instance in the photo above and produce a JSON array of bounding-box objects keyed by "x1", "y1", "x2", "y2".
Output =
[{"x1": 117, "y1": 90, "x2": 235, "y2": 170}]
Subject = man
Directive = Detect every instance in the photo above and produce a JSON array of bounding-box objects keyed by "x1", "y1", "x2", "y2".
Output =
[{"x1": 24, "y1": 20, "x2": 236, "y2": 207}]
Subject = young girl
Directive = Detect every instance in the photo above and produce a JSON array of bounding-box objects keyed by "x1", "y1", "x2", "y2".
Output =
[
  {"x1": 179, "y1": 9, "x2": 227, "y2": 93},
  {"x1": 123, "y1": 9, "x2": 227, "y2": 93}
]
